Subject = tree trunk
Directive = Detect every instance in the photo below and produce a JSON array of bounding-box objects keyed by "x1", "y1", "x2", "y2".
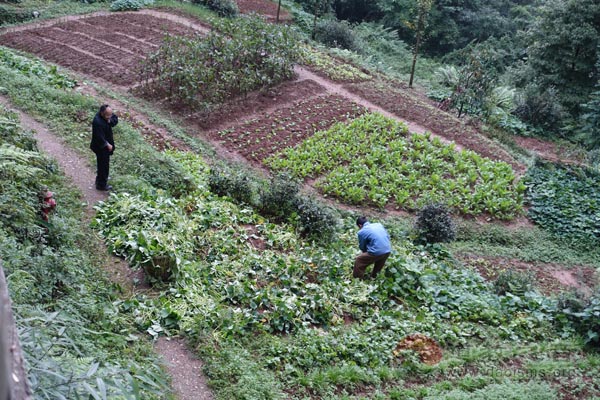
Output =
[
  {"x1": 312, "y1": 8, "x2": 318, "y2": 40},
  {"x1": 276, "y1": 0, "x2": 282, "y2": 23},
  {"x1": 409, "y1": 30, "x2": 421, "y2": 88}
]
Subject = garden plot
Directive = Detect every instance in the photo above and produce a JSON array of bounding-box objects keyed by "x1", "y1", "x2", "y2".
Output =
[
  {"x1": 345, "y1": 79, "x2": 522, "y2": 170},
  {"x1": 0, "y1": 13, "x2": 195, "y2": 86},
  {"x1": 268, "y1": 113, "x2": 525, "y2": 218},
  {"x1": 213, "y1": 94, "x2": 366, "y2": 163},
  {"x1": 237, "y1": 0, "x2": 292, "y2": 21}
]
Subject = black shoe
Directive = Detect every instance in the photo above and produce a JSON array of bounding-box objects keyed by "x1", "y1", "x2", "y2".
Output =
[{"x1": 96, "y1": 185, "x2": 113, "y2": 191}]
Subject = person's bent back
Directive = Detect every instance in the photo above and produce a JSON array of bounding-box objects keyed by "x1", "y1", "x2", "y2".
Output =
[{"x1": 354, "y1": 216, "x2": 392, "y2": 279}]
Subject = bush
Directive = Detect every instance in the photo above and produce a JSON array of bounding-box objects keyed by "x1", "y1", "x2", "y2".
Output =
[
  {"x1": 514, "y1": 85, "x2": 565, "y2": 132},
  {"x1": 205, "y1": 0, "x2": 238, "y2": 17},
  {"x1": 314, "y1": 19, "x2": 359, "y2": 52},
  {"x1": 493, "y1": 270, "x2": 533, "y2": 296},
  {"x1": 295, "y1": 197, "x2": 337, "y2": 241},
  {"x1": 208, "y1": 166, "x2": 259, "y2": 206},
  {"x1": 111, "y1": 0, "x2": 142, "y2": 11},
  {"x1": 414, "y1": 204, "x2": 456, "y2": 244},
  {"x1": 141, "y1": 16, "x2": 300, "y2": 110},
  {"x1": 259, "y1": 173, "x2": 300, "y2": 221}
]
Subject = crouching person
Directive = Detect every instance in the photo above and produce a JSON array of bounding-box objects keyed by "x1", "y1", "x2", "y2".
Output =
[{"x1": 353, "y1": 216, "x2": 392, "y2": 279}]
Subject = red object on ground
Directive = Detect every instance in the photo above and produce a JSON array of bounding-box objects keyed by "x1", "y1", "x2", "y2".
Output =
[{"x1": 41, "y1": 191, "x2": 57, "y2": 221}]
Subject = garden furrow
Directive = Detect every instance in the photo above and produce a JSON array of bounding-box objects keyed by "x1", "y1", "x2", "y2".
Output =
[{"x1": 0, "y1": 95, "x2": 214, "y2": 400}]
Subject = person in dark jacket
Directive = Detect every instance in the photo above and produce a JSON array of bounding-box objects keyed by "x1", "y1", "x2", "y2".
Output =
[
  {"x1": 90, "y1": 104, "x2": 118, "y2": 191},
  {"x1": 354, "y1": 216, "x2": 392, "y2": 279}
]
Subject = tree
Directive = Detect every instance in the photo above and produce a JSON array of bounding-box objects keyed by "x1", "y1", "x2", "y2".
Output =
[
  {"x1": 276, "y1": 0, "x2": 282, "y2": 22},
  {"x1": 578, "y1": 51, "x2": 600, "y2": 148},
  {"x1": 522, "y1": 0, "x2": 600, "y2": 115},
  {"x1": 409, "y1": 0, "x2": 433, "y2": 88}
]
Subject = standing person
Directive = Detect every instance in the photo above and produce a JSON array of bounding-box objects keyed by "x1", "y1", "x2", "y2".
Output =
[
  {"x1": 353, "y1": 216, "x2": 392, "y2": 279},
  {"x1": 90, "y1": 104, "x2": 118, "y2": 191}
]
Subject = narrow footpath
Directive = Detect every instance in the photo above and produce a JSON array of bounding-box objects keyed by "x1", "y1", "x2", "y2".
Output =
[{"x1": 0, "y1": 95, "x2": 214, "y2": 400}]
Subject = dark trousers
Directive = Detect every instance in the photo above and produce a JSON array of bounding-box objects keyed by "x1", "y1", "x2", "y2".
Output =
[
  {"x1": 94, "y1": 150, "x2": 110, "y2": 188},
  {"x1": 354, "y1": 252, "x2": 390, "y2": 279}
]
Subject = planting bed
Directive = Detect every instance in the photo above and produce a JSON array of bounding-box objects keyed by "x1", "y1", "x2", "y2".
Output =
[
  {"x1": 0, "y1": 13, "x2": 194, "y2": 86},
  {"x1": 268, "y1": 113, "x2": 524, "y2": 218},
  {"x1": 237, "y1": 0, "x2": 291, "y2": 20},
  {"x1": 190, "y1": 79, "x2": 327, "y2": 132},
  {"x1": 345, "y1": 79, "x2": 522, "y2": 170},
  {"x1": 213, "y1": 93, "x2": 366, "y2": 163}
]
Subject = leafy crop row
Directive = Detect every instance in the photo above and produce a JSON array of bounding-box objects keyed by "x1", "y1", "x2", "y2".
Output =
[
  {"x1": 525, "y1": 161, "x2": 600, "y2": 247},
  {"x1": 267, "y1": 113, "x2": 524, "y2": 218},
  {"x1": 301, "y1": 45, "x2": 371, "y2": 83},
  {"x1": 140, "y1": 16, "x2": 301, "y2": 111},
  {"x1": 93, "y1": 150, "x2": 600, "y2": 398}
]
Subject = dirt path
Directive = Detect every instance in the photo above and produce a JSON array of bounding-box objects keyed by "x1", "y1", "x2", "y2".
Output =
[{"x1": 0, "y1": 95, "x2": 213, "y2": 400}]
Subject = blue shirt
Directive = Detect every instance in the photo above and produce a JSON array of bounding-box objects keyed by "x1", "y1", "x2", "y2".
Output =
[{"x1": 357, "y1": 222, "x2": 391, "y2": 256}]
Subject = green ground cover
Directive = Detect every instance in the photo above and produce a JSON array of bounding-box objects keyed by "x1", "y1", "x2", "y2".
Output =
[
  {"x1": 92, "y1": 150, "x2": 600, "y2": 399},
  {"x1": 525, "y1": 161, "x2": 600, "y2": 248},
  {"x1": 267, "y1": 113, "x2": 525, "y2": 218}
]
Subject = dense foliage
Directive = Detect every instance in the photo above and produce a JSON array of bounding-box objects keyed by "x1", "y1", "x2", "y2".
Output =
[
  {"x1": 110, "y1": 0, "x2": 154, "y2": 11},
  {"x1": 192, "y1": 0, "x2": 238, "y2": 17},
  {"x1": 268, "y1": 113, "x2": 524, "y2": 218},
  {"x1": 141, "y1": 16, "x2": 301, "y2": 111},
  {"x1": 414, "y1": 203, "x2": 456, "y2": 244},
  {"x1": 525, "y1": 161, "x2": 600, "y2": 248},
  {"x1": 0, "y1": 46, "x2": 75, "y2": 89},
  {"x1": 0, "y1": 106, "x2": 171, "y2": 399}
]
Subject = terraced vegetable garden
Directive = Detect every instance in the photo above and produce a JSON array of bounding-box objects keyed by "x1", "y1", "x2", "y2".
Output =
[
  {"x1": 525, "y1": 161, "x2": 600, "y2": 247},
  {"x1": 0, "y1": 12, "x2": 197, "y2": 86},
  {"x1": 268, "y1": 113, "x2": 525, "y2": 217},
  {"x1": 345, "y1": 79, "x2": 521, "y2": 169},
  {"x1": 1, "y1": 7, "x2": 599, "y2": 400}
]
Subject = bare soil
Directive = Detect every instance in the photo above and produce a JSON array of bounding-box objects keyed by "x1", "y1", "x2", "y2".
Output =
[
  {"x1": 236, "y1": 0, "x2": 292, "y2": 21},
  {"x1": 514, "y1": 136, "x2": 588, "y2": 166},
  {"x1": 211, "y1": 93, "x2": 366, "y2": 163},
  {"x1": 188, "y1": 79, "x2": 327, "y2": 132},
  {"x1": 0, "y1": 12, "x2": 199, "y2": 86},
  {"x1": 459, "y1": 254, "x2": 598, "y2": 295}
]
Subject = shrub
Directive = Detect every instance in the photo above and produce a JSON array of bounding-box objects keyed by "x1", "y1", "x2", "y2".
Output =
[
  {"x1": 314, "y1": 19, "x2": 359, "y2": 52},
  {"x1": 111, "y1": 0, "x2": 141, "y2": 11},
  {"x1": 259, "y1": 173, "x2": 300, "y2": 221},
  {"x1": 206, "y1": 0, "x2": 238, "y2": 17},
  {"x1": 514, "y1": 85, "x2": 565, "y2": 132},
  {"x1": 208, "y1": 165, "x2": 259, "y2": 206},
  {"x1": 493, "y1": 270, "x2": 533, "y2": 296},
  {"x1": 141, "y1": 16, "x2": 300, "y2": 110},
  {"x1": 295, "y1": 197, "x2": 337, "y2": 241},
  {"x1": 414, "y1": 204, "x2": 456, "y2": 244}
]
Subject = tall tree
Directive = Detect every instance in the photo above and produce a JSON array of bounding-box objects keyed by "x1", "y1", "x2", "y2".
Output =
[
  {"x1": 522, "y1": 0, "x2": 600, "y2": 115},
  {"x1": 409, "y1": 0, "x2": 434, "y2": 88}
]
